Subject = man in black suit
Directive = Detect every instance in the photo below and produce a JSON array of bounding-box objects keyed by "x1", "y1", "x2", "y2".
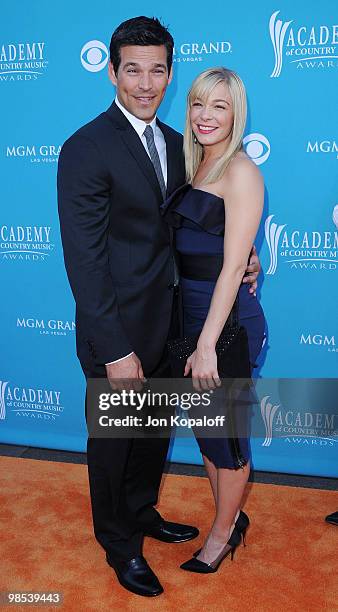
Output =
[
  {"x1": 58, "y1": 17, "x2": 195, "y2": 598},
  {"x1": 58, "y1": 16, "x2": 260, "y2": 597}
]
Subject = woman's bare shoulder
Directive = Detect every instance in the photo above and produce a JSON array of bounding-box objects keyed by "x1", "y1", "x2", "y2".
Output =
[
  {"x1": 219, "y1": 151, "x2": 263, "y2": 201},
  {"x1": 228, "y1": 151, "x2": 262, "y2": 182}
]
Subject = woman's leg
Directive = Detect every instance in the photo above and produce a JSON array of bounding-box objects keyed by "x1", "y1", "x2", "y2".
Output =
[
  {"x1": 198, "y1": 461, "x2": 250, "y2": 563},
  {"x1": 202, "y1": 454, "x2": 218, "y2": 506},
  {"x1": 203, "y1": 452, "x2": 244, "y2": 515}
]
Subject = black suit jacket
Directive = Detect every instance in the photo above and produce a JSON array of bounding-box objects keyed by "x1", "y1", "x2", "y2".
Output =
[{"x1": 57, "y1": 102, "x2": 185, "y2": 374}]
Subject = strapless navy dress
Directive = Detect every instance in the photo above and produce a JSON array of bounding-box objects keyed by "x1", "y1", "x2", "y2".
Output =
[{"x1": 161, "y1": 183, "x2": 266, "y2": 469}]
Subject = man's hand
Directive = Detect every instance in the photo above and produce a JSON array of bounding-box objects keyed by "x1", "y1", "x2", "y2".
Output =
[
  {"x1": 242, "y1": 245, "x2": 261, "y2": 294},
  {"x1": 105, "y1": 353, "x2": 146, "y2": 391}
]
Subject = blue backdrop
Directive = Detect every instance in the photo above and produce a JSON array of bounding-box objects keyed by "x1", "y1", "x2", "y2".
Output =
[{"x1": 1, "y1": 0, "x2": 337, "y2": 476}]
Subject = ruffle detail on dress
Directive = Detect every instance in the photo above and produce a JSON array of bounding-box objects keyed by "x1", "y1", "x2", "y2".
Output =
[{"x1": 160, "y1": 183, "x2": 225, "y2": 236}]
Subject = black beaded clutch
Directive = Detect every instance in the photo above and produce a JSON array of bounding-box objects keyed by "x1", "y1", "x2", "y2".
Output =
[{"x1": 167, "y1": 325, "x2": 251, "y2": 379}]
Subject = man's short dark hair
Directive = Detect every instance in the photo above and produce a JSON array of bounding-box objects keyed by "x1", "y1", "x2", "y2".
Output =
[{"x1": 110, "y1": 16, "x2": 174, "y2": 74}]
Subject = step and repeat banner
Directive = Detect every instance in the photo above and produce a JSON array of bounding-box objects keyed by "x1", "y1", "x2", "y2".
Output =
[{"x1": 1, "y1": 0, "x2": 337, "y2": 476}]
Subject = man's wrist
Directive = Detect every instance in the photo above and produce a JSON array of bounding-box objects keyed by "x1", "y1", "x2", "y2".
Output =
[{"x1": 105, "y1": 352, "x2": 134, "y2": 366}]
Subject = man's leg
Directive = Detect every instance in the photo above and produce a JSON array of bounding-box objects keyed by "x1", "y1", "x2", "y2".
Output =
[
  {"x1": 87, "y1": 436, "x2": 143, "y2": 560},
  {"x1": 84, "y1": 362, "x2": 164, "y2": 597},
  {"x1": 121, "y1": 420, "x2": 171, "y2": 528},
  {"x1": 84, "y1": 363, "x2": 143, "y2": 561}
]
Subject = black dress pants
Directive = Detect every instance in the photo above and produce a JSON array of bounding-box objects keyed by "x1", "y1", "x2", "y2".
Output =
[{"x1": 83, "y1": 290, "x2": 180, "y2": 561}]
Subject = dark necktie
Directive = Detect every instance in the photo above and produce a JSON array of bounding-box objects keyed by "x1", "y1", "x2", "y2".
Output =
[
  {"x1": 143, "y1": 124, "x2": 166, "y2": 200},
  {"x1": 144, "y1": 124, "x2": 178, "y2": 286}
]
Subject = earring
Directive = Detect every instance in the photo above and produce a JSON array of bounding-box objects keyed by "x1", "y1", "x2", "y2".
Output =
[{"x1": 193, "y1": 135, "x2": 197, "y2": 144}]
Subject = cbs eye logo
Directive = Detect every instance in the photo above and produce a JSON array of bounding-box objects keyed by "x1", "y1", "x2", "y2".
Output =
[
  {"x1": 80, "y1": 40, "x2": 108, "y2": 72},
  {"x1": 243, "y1": 133, "x2": 271, "y2": 165}
]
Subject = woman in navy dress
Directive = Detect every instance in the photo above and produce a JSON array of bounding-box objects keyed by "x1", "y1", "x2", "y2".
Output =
[{"x1": 161, "y1": 67, "x2": 265, "y2": 573}]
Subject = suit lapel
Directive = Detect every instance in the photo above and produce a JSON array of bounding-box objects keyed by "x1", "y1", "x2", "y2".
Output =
[{"x1": 105, "y1": 102, "x2": 163, "y2": 201}]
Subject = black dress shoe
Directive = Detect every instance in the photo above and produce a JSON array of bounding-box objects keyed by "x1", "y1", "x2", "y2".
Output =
[
  {"x1": 106, "y1": 553, "x2": 163, "y2": 597},
  {"x1": 325, "y1": 511, "x2": 338, "y2": 526},
  {"x1": 144, "y1": 520, "x2": 199, "y2": 543}
]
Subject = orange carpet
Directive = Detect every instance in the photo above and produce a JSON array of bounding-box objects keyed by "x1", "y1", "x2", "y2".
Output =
[{"x1": 0, "y1": 456, "x2": 337, "y2": 611}]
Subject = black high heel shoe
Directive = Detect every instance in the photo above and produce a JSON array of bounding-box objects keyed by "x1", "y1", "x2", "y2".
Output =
[
  {"x1": 239, "y1": 510, "x2": 249, "y2": 547},
  {"x1": 180, "y1": 528, "x2": 241, "y2": 574},
  {"x1": 192, "y1": 510, "x2": 249, "y2": 557}
]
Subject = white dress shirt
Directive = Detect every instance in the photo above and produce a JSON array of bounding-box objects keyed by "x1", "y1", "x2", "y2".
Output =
[{"x1": 106, "y1": 97, "x2": 168, "y2": 366}]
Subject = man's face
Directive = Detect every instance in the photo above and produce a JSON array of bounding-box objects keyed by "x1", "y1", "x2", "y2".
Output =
[{"x1": 109, "y1": 45, "x2": 172, "y2": 122}]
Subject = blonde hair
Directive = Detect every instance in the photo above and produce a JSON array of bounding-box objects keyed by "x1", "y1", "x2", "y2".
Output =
[{"x1": 184, "y1": 67, "x2": 247, "y2": 186}]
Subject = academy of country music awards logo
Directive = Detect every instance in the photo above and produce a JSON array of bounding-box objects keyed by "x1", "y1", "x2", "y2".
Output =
[
  {"x1": 0, "y1": 42, "x2": 48, "y2": 82},
  {"x1": 269, "y1": 10, "x2": 338, "y2": 77},
  {"x1": 0, "y1": 225, "x2": 55, "y2": 262},
  {"x1": 6, "y1": 144, "x2": 61, "y2": 164},
  {"x1": 16, "y1": 317, "x2": 75, "y2": 337},
  {"x1": 260, "y1": 395, "x2": 337, "y2": 447},
  {"x1": 264, "y1": 207, "x2": 338, "y2": 274},
  {"x1": 0, "y1": 381, "x2": 64, "y2": 422}
]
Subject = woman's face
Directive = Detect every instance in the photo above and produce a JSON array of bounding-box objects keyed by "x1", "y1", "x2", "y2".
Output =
[{"x1": 190, "y1": 81, "x2": 234, "y2": 149}]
